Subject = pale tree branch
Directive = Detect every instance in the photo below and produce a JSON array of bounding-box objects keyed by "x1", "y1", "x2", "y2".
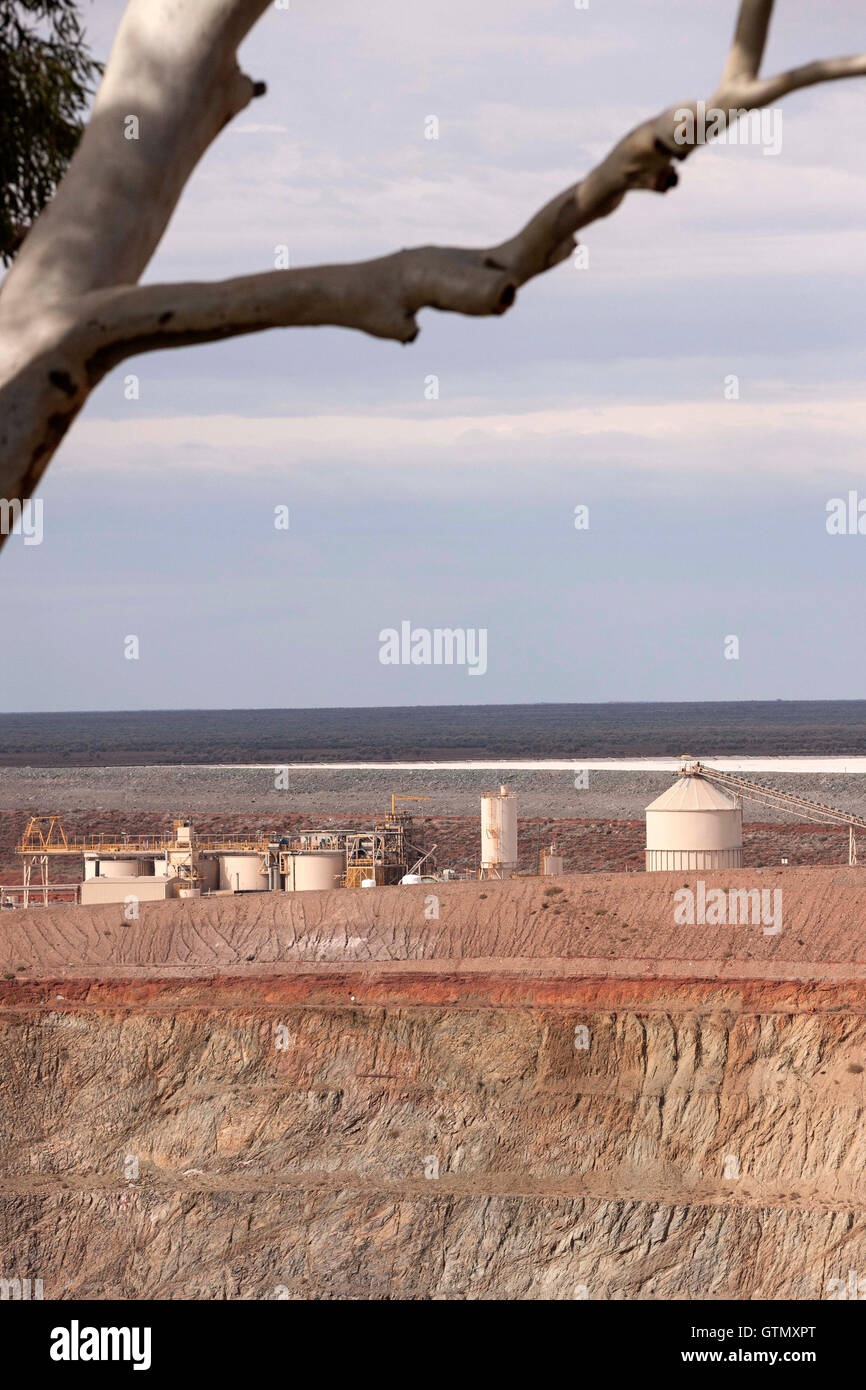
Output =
[
  {"x1": 721, "y1": 0, "x2": 774, "y2": 85},
  {"x1": 0, "y1": 0, "x2": 270, "y2": 314},
  {"x1": 1, "y1": 0, "x2": 865, "y2": 553},
  {"x1": 77, "y1": 252, "x2": 518, "y2": 368},
  {"x1": 747, "y1": 54, "x2": 866, "y2": 106}
]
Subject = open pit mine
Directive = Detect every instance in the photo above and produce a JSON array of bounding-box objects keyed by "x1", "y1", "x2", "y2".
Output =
[{"x1": 1, "y1": 765, "x2": 865, "y2": 1300}]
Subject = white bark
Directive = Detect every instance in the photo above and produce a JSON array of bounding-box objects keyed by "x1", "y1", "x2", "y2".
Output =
[{"x1": 1, "y1": 0, "x2": 865, "y2": 548}]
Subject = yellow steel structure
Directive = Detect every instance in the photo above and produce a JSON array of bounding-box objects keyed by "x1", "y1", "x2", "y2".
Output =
[
  {"x1": 17, "y1": 817, "x2": 268, "y2": 856},
  {"x1": 344, "y1": 795, "x2": 431, "y2": 888},
  {"x1": 16, "y1": 816, "x2": 271, "y2": 908},
  {"x1": 18, "y1": 815, "x2": 69, "y2": 852},
  {"x1": 390, "y1": 794, "x2": 430, "y2": 815}
]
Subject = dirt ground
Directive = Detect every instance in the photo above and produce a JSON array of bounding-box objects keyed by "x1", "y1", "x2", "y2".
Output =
[
  {"x1": 3, "y1": 759, "x2": 865, "y2": 1297},
  {"x1": 2, "y1": 869, "x2": 866, "y2": 1297},
  {"x1": 2, "y1": 864, "x2": 864, "y2": 974}
]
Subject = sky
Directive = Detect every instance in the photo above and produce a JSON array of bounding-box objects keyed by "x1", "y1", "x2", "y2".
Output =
[{"x1": 1, "y1": 0, "x2": 866, "y2": 711}]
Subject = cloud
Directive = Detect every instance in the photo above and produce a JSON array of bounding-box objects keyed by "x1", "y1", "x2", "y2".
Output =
[
  {"x1": 7, "y1": 0, "x2": 866, "y2": 710},
  {"x1": 62, "y1": 391, "x2": 866, "y2": 502}
]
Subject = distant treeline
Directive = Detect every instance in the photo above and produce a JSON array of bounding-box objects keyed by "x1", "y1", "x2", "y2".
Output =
[{"x1": 0, "y1": 701, "x2": 865, "y2": 766}]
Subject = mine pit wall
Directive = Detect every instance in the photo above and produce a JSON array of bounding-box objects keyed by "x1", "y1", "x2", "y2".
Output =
[{"x1": 1, "y1": 869, "x2": 866, "y2": 1299}]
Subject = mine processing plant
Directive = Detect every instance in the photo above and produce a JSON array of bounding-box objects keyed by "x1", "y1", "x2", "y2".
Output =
[
  {"x1": 10, "y1": 765, "x2": 864, "y2": 911},
  {"x1": 342, "y1": 795, "x2": 430, "y2": 886},
  {"x1": 10, "y1": 796, "x2": 443, "y2": 908},
  {"x1": 13, "y1": 817, "x2": 272, "y2": 907},
  {"x1": 266, "y1": 798, "x2": 431, "y2": 891}
]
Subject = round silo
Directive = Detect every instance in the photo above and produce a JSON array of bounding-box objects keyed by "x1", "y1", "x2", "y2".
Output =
[
  {"x1": 481, "y1": 785, "x2": 518, "y2": 876},
  {"x1": 645, "y1": 775, "x2": 743, "y2": 871},
  {"x1": 283, "y1": 851, "x2": 344, "y2": 892}
]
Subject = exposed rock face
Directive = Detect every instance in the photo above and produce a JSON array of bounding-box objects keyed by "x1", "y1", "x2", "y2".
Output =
[{"x1": 1, "y1": 869, "x2": 865, "y2": 1299}]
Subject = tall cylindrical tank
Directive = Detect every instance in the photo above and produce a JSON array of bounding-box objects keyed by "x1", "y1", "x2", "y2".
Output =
[
  {"x1": 218, "y1": 854, "x2": 269, "y2": 892},
  {"x1": 481, "y1": 784, "x2": 518, "y2": 874},
  {"x1": 283, "y1": 851, "x2": 344, "y2": 892},
  {"x1": 645, "y1": 775, "x2": 743, "y2": 871}
]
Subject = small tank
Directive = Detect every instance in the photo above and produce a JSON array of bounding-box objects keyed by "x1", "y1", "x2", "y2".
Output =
[
  {"x1": 96, "y1": 859, "x2": 147, "y2": 878},
  {"x1": 282, "y1": 851, "x2": 344, "y2": 892}
]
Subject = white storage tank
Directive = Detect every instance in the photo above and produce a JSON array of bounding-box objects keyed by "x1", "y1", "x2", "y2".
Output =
[
  {"x1": 283, "y1": 850, "x2": 344, "y2": 892},
  {"x1": 218, "y1": 853, "x2": 269, "y2": 892},
  {"x1": 481, "y1": 784, "x2": 518, "y2": 877},
  {"x1": 541, "y1": 848, "x2": 564, "y2": 876},
  {"x1": 197, "y1": 858, "x2": 219, "y2": 892},
  {"x1": 96, "y1": 859, "x2": 148, "y2": 878},
  {"x1": 645, "y1": 775, "x2": 743, "y2": 871}
]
